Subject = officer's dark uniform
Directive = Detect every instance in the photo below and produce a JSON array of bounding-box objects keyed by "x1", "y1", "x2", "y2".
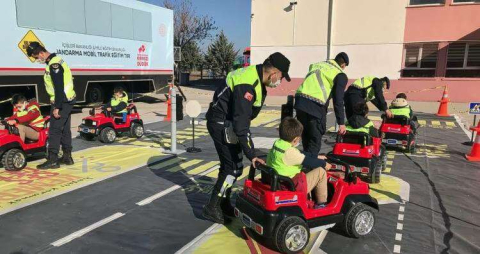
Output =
[
  {"x1": 344, "y1": 76, "x2": 390, "y2": 119},
  {"x1": 27, "y1": 42, "x2": 76, "y2": 169},
  {"x1": 203, "y1": 52, "x2": 291, "y2": 224}
]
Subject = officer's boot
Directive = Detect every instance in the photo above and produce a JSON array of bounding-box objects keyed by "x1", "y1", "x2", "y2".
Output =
[
  {"x1": 59, "y1": 150, "x2": 74, "y2": 165},
  {"x1": 221, "y1": 188, "x2": 235, "y2": 217},
  {"x1": 36, "y1": 152, "x2": 60, "y2": 170},
  {"x1": 202, "y1": 191, "x2": 225, "y2": 224}
]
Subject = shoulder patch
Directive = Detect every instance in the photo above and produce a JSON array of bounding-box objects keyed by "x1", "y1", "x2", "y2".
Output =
[{"x1": 244, "y1": 92, "x2": 254, "y2": 102}]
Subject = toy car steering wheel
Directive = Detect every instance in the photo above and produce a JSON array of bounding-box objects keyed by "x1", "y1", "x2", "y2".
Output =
[{"x1": 1, "y1": 120, "x2": 19, "y2": 135}]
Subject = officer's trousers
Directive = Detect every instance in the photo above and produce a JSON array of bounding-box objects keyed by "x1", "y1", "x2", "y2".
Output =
[
  {"x1": 296, "y1": 109, "x2": 326, "y2": 156},
  {"x1": 49, "y1": 102, "x2": 73, "y2": 155},
  {"x1": 207, "y1": 121, "x2": 244, "y2": 198}
]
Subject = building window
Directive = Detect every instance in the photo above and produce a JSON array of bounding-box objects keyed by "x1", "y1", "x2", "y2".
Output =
[
  {"x1": 446, "y1": 43, "x2": 480, "y2": 77},
  {"x1": 453, "y1": 0, "x2": 480, "y2": 3},
  {"x1": 409, "y1": 0, "x2": 445, "y2": 5},
  {"x1": 402, "y1": 44, "x2": 438, "y2": 78}
]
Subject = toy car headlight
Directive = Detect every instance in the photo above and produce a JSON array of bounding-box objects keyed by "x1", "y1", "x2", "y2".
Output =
[
  {"x1": 82, "y1": 120, "x2": 85, "y2": 124},
  {"x1": 92, "y1": 121, "x2": 97, "y2": 126}
]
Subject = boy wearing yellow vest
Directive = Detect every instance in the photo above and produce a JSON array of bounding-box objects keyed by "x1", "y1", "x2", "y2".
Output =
[
  {"x1": 105, "y1": 87, "x2": 129, "y2": 115},
  {"x1": 3, "y1": 94, "x2": 44, "y2": 142},
  {"x1": 389, "y1": 93, "x2": 418, "y2": 133},
  {"x1": 345, "y1": 101, "x2": 380, "y2": 138},
  {"x1": 267, "y1": 117, "x2": 332, "y2": 209}
]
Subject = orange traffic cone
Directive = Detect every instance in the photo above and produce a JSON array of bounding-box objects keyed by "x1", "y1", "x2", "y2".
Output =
[
  {"x1": 466, "y1": 124, "x2": 480, "y2": 161},
  {"x1": 436, "y1": 86, "x2": 450, "y2": 117},
  {"x1": 164, "y1": 84, "x2": 173, "y2": 122}
]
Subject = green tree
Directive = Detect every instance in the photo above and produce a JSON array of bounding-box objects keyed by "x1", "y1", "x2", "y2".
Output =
[
  {"x1": 205, "y1": 31, "x2": 239, "y2": 77},
  {"x1": 178, "y1": 41, "x2": 202, "y2": 72}
]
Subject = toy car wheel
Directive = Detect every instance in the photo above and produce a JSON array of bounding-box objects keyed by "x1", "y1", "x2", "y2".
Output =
[
  {"x1": 80, "y1": 133, "x2": 95, "y2": 141},
  {"x1": 344, "y1": 203, "x2": 376, "y2": 238},
  {"x1": 99, "y1": 127, "x2": 116, "y2": 143},
  {"x1": 2, "y1": 148, "x2": 27, "y2": 171},
  {"x1": 373, "y1": 160, "x2": 382, "y2": 183},
  {"x1": 130, "y1": 123, "x2": 144, "y2": 139},
  {"x1": 274, "y1": 216, "x2": 310, "y2": 254}
]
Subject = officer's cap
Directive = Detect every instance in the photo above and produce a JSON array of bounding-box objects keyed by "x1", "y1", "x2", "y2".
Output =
[{"x1": 266, "y1": 52, "x2": 291, "y2": 82}]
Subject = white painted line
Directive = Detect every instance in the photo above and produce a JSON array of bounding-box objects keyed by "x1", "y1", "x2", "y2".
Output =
[
  {"x1": 309, "y1": 229, "x2": 329, "y2": 254},
  {"x1": 51, "y1": 212, "x2": 125, "y2": 247},
  {"x1": 397, "y1": 223, "x2": 403, "y2": 230},
  {"x1": 395, "y1": 233, "x2": 402, "y2": 241},
  {"x1": 175, "y1": 223, "x2": 222, "y2": 254},
  {"x1": 399, "y1": 206, "x2": 405, "y2": 212},
  {"x1": 136, "y1": 165, "x2": 220, "y2": 206},
  {"x1": 454, "y1": 114, "x2": 471, "y2": 139},
  {"x1": 393, "y1": 244, "x2": 401, "y2": 253},
  {"x1": 398, "y1": 214, "x2": 404, "y2": 221}
]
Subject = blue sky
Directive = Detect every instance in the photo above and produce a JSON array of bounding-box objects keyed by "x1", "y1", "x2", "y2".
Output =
[{"x1": 140, "y1": 0, "x2": 251, "y2": 52}]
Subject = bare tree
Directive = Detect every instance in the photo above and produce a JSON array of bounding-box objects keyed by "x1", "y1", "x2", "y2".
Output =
[{"x1": 163, "y1": 0, "x2": 217, "y2": 48}]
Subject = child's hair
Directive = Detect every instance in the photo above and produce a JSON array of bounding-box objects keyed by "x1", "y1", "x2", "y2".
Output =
[
  {"x1": 396, "y1": 93, "x2": 407, "y2": 99},
  {"x1": 353, "y1": 101, "x2": 369, "y2": 117},
  {"x1": 11, "y1": 94, "x2": 27, "y2": 105},
  {"x1": 114, "y1": 86, "x2": 124, "y2": 94},
  {"x1": 279, "y1": 117, "x2": 303, "y2": 142}
]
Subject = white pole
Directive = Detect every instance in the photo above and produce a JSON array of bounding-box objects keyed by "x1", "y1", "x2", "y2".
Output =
[{"x1": 171, "y1": 87, "x2": 177, "y2": 153}]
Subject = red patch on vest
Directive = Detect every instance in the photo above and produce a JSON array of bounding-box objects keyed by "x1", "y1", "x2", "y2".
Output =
[{"x1": 244, "y1": 92, "x2": 254, "y2": 101}]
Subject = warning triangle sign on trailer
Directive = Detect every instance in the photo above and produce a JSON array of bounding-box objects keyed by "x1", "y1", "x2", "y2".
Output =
[{"x1": 18, "y1": 30, "x2": 45, "y2": 63}]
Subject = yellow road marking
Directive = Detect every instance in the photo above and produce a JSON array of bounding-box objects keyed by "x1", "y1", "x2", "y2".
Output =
[
  {"x1": 431, "y1": 120, "x2": 441, "y2": 126},
  {"x1": 418, "y1": 120, "x2": 427, "y2": 125},
  {"x1": 445, "y1": 121, "x2": 456, "y2": 127},
  {"x1": 148, "y1": 158, "x2": 183, "y2": 170},
  {"x1": 167, "y1": 159, "x2": 203, "y2": 173},
  {"x1": 387, "y1": 154, "x2": 395, "y2": 159},
  {"x1": 368, "y1": 116, "x2": 382, "y2": 121},
  {"x1": 384, "y1": 167, "x2": 392, "y2": 173},
  {"x1": 264, "y1": 120, "x2": 280, "y2": 128},
  {"x1": 386, "y1": 160, "x2": 393, "y2": 166},
  {"x1": 187, "y1": 161, "x2": 219, "y2": 175},
  {"x1": 251, "y1": 110, "x2": 281, "y2": 127}
]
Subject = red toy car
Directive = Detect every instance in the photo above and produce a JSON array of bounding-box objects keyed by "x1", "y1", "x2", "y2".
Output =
[
  {"x1": 0, "y1": 117, "x2": 50, "y2": 171},
  {"x1": 235, "y1": 157, "x2": 378, "y2": 254},
  {"x1": 77, "y1": 104, "x2": 144, "y2": 143},
  {"x1": 380, "y1": 115, "x2": 416, "y2": 153},
  {"x1": 329, "y1": 132, "x2": 386, "y2": 183}
]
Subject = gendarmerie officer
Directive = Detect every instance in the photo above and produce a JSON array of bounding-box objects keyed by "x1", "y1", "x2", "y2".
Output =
[
  {"x1": 344, "y1": 76, "x2": 392, "y2": 119},
  {"x1": 27, "y1": 42, "x2": 76, "y2": 169},
  {"x1": 294, "y1": 52, "x2": 350, "y2": 156},
  {"x1": 203, "y1": 52, "x2": 291, "y2": 224}
]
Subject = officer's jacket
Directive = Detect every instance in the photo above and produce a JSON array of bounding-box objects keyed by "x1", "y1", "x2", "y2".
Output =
[{"x1": 206, "y1": 65, "x2": 266, "y2": 160}]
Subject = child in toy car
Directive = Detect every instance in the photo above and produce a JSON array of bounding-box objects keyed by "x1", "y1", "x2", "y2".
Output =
[
  {"x1": 267, "y1": 117, "x2": 334, "y2": 209},
  {"x1": 389, "y1": 93, "x2": 419, "y2": 133}
]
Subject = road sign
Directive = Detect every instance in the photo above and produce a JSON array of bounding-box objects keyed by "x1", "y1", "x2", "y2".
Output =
[
  {"x1": 469, "y1": 102, "x2": 480, "y2": 115},
  {"x1": 18, "y1": 30, "x2": 45, "y2": 63}
]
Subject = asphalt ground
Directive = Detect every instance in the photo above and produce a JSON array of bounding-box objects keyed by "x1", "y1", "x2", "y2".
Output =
[{"x1": 0, "y1": 108, "x2": 479, "y2": 254}]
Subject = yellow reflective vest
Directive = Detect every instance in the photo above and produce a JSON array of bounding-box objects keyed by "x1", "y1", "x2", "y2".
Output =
[
  {"x1": 346, "y1": 120, "x2": 374, "y2": 135},
  {"x1": 15, "y1": 104, "x2": 44, "y2": 128},
  {"x1": 296, "y1": 60, "x2": 344, "y2": 105},
  {"x1": 226, "y1": 65, "x2": 263, "y2": 107},
  {"x1": 351, "y1": 76, "x2": 376, "y2": 101},
  {"x1": 44, "y1": 56, "x2": 76, "y2": 102},
  {"x1": 267, "y1": 139, "x2": 302, "y2": 178},
  {"x1": 110, "y1": 92, "x2": 129, "y2": 113}
]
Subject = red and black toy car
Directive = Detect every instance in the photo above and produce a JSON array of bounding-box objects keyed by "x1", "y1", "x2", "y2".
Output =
[
  {"x1": 380, "y1": 115, "x2": 416, "y2": 153},
  {"x1": 329, "y1": 132, "x2": 386, "y2": 183},
  {"x1": 235, "y1": 157, "x2": 378, "y2": 254},
  {"x1": 77, "y1": 104, "x2": 144, "y2": 143},
  {"x1": 0, "y1": 117, "x2": 50, "y2": 171}
]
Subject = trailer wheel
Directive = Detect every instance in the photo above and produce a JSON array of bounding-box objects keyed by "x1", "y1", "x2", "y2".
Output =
[
  {"x1": 2, "y1": 149, "x2": 27, "y2": 171},
  {"x1": 274, "y1": 216, "x2": 309, "y2": 254},
  {"x1": 343, "y1": 203, "x2": 376, "y2": 238},
  {"x1": 99, "y1": 127, "x2": 116, "y2": 143},
  {"x1": 86, "y1": 84, "x2": 104, "y2": 103}
]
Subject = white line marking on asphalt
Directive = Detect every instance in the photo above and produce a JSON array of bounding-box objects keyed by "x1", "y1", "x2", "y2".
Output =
[
  {"x1": 395, "y1": 233, "x2": 402, "y2": 241},
  {"x1": 309, "y1": 229, "x2": 329, "y2": 254},
  {"x1": 398, "y1": 214, "x2": 404, "y2": 221},
  {"x1": 175, "y1": 223, "x2": 222, "y2": 254},
  {"x1": 399, "y1": 206, "x2": 405, "y2": 212},
  {"x1": 454, "y1": 114, "x2": 471, "y2": 139},
  {"x1": 51, "y1": 212, "x2": 125, "y2": 247},
  {"x1": 397, "y1": 223, "x2": 403, "y2": 230},
  {"x1": 393, "y1": 244, "x2": 401, "y2": 253},
  {"x1": 136, "y1": 165, "x2": 220, "y2": 206}
]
